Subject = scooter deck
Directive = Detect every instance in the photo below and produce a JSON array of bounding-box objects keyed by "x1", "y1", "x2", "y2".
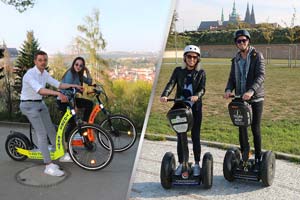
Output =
[
  {"x1": 233, "y1": 159, "x2": 260, "y2": 181},
  {"x1": 172, "y1": 172, "x2": 201, "y2": 186}
]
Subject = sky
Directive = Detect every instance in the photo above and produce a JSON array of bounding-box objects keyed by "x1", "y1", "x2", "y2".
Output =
[
  {"x1": 176, "y1": 0, "x2": 300, "y2": 31},
  {"x1": 0, "y1": 0, "x2": 174, "y2": 54}
]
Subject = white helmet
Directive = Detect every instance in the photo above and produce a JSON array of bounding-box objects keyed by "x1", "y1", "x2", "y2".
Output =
[{"x1": 183, "y1": 45, "x2": 201, "y2": 56}]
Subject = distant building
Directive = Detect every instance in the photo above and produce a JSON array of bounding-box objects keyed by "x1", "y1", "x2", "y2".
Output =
[
  {"x1": 198, "y1": 1, "x2": 256, "y2": 31},
  {"x1": 0, "y1": 46, "x2": 18, "y2": 59}
]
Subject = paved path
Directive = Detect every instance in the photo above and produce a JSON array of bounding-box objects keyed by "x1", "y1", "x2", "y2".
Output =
[
  {"x1": 0, "y1": 124, "x2": 139, "y2": 200},
  {"x1": 130, "y1": 140, "x2": 300, "y2": 200}
]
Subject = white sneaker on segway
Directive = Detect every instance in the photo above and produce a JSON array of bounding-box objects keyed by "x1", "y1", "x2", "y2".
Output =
[
  {"x1": 193, "y1": 164, "x2": 201, "y2": 176},
  {"x1": 175, "y1": 164, "x2": 183, "y2": 176},
  {"x1": 59, "y1": 152, "x2": 73, "y2": 162},
  {"x1": 44, "y1": 163, "x2": 64, "y2": 176}
]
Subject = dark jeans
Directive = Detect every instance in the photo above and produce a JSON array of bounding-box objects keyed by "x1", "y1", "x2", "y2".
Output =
[
  {"x1": 57, "y1": 98, "x2": 93, "y2": 142},
  {"x1": 239, "y1": 101, "x2": 263, "y2": 160},
  {"x1": 176, "y1": 102, "x2": 202, "y2": 163}
]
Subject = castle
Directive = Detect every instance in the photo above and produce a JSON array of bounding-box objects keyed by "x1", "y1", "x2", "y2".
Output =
[{"x1": 198, "y1": 1, "x2": 256, "y2": 31}]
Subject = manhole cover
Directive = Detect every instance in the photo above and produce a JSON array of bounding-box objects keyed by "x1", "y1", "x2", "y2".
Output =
[{"x1": 16, "y1": 165, "x2": 69, "y2": 187}]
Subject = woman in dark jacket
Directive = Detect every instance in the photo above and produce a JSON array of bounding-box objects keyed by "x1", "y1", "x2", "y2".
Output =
[
  {"x1": 160, "y1": 45, "x2": 206, "y2": 177},
  {"x1": 57, "y1": 56, "x2": 93, "y2": 162}
]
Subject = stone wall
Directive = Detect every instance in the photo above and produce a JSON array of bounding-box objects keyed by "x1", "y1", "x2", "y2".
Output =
[{"x1": 164, "y1": 44, "x2": 300, "y2": 59}]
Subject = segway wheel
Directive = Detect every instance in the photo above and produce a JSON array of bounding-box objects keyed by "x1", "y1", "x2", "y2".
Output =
[
  {"x1": 223, "y1": 149, "x2": 237, "y2": 182},
  {"x1": 160, "y1": 152, "x2": 175, "y2": 189},
  {"x1": 5, "y1": 132, "x2": 32, "y2": 161},
  {"x1": 201, "y1": 152, "x2": 213, "y2": 189},
  {"x1": 260, "y1": 151, "x2": 276, "y2": 187}
]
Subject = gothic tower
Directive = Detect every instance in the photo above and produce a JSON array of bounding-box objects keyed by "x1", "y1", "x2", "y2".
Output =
[
  {"x1": 250, "y1": 4, "x2": 256, "y2": 24},
  {"x1": 244, "y1": 2, "x2": 251, "y2": 24}
]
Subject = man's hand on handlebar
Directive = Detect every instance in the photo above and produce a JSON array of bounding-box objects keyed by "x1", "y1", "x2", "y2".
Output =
[
  {"x1": 58, "y1": 93, "x2": 69, "y2": 103},
  {"x1": 224, "y1": 91, "x2": 233, "y2": 99},
  {"x1": 242, "y1": 90, "x2": 254, "y2": 101},
  {"x1": 190, "y1": 96, "x2": 199, "y2": 102}
]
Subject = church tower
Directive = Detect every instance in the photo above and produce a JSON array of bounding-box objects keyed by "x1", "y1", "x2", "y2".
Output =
[
  {"x1": 244, "y1": 2, "x2": 251, "y2": 24},
  {"x1": 250, "y1": 4, "x2": 256, "y2": 24},
  {"x1": 221, "y1": 8, "x2": 224, "y2": 23},
  {"x1": 229, "y1": 0, "x2": 239, "y2": 23}
]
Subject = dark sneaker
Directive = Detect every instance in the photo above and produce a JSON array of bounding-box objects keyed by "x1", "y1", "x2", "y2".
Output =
[{"x1": 253, "y1": 159, "x2": 260, "y2": 172}]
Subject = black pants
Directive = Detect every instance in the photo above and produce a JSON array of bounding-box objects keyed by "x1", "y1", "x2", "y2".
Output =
[
  {"x1": 57, "y1": 98, "x2": 93, "y2": 142},
  {"x1": 239, "y1": 101, "x2": 263, "y2": 160},
  {"x1": 177, "y1": 102, "x2": 202, "y2": 163}
]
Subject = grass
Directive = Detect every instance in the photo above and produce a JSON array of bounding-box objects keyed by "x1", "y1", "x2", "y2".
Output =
[{"x1": 147, "y1": 57, "x2": 300, "y2": 155}]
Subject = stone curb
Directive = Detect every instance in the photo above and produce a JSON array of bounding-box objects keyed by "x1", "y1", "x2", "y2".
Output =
[
  {"x1": 145, "y1": 133, "x2": 300, "y2": 162},
  {"x1": 0, "y1": 121, "x2": 30, "y2": 128}
]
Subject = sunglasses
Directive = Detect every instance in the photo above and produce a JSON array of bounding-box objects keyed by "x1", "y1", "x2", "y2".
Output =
[
  {"x1": 75, "y1": 63, "x2": 84, "y2": 68},
  {"x1": 186, "y1": 55, "x2": 198, "y2": 60},
  {"x1": 236, "y1": 39, "x2": 248, "y2": 44},
  {"x1": 37, "y1": 59, "x2": 48, "y2": 62}
]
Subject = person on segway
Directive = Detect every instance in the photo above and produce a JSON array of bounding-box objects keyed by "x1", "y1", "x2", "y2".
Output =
[
  {"x1": 224, "y1": 29, "x2": 266, "y2": 170},
  {"x1": 160, "y1": 45, "x2": 206, "y2": 177}
]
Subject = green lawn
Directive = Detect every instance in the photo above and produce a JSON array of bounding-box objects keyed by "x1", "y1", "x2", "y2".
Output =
[{"x1": 147, "y1": 58, "x2": 300, "y2": 155}]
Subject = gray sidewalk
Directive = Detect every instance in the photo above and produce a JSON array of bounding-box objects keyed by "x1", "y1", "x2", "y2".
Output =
[
  {"x1": 130, "y1": 139, "x2": 300, "y2": 200},
  {"x1": 0, "y1": 124, "x2": 139, "y2": 200}
]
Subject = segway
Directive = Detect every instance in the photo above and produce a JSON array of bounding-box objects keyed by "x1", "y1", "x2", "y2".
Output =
[
  {"x1": 160, "y1": 99, "x2": 213, "y2": 189},
  {"x1": 223, "y1": 96, "x2": 276, "y2": 186}
]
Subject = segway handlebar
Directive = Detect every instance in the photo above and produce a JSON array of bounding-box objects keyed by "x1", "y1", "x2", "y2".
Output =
[{"x1": 167, "y1": 97, "x2": 191, "y2": 102}]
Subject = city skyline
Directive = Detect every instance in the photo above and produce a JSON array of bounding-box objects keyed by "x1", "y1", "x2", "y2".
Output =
[{"x1": 176, "y1": 0, "x2": 300, "y2": 31}]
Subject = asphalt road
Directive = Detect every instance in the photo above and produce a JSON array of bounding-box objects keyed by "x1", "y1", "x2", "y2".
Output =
[
  {"x1": 130, "y1": 140, "x2": 300, "y2": 200},
  {"x1": 0, "y1": 123, "x2": 139, "y2": 200}
]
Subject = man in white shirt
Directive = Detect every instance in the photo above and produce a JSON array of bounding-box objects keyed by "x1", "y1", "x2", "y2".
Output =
[{"x1": 20, "y1": 50, "x2": 83, "y2": 177}]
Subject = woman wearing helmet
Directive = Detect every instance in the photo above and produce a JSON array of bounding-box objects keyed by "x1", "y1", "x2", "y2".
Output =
[
  {"x1": 224, "y1": 29, "x2": 265, "y2": 170},
  {"x1": 160, "y1": 45, "x2": 206, "y2": 177}
]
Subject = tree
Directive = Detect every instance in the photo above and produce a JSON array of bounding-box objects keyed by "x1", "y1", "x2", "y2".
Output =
[
  {"x1": 260, "y1": 24, "x2": 275, "y2": 64},
  {"x1": 48, "y1": 53, "x2": 67, "y2": 80},
  {"x1": 74, "y1": 9, "x2": 108, "y2": 82},
  {"x1": 1, "y1": 0, "x2": 35, "y2": 12},
  {"x1": 0, "y1": 48, "x2": 4, "y2": 80},
  {"x1": 13, "y1": 30, "x2": 40, "y2": 95},
  {"x1": 284, "y1": 7, "x2": 300, "y2": 68},
  {"x1": 284, "y1": 8, "x2": 300, "y2": 44},
  {"x1": 0, "y1": 43, "x2": 14, "y2": 117}
]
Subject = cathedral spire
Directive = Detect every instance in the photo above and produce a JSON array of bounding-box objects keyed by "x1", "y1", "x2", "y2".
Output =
[
  {"x1": 244, "y1": 2, "x2": 251, "y2": 23},
  {"x1": 221, "y1": 8, "x2": 224, "y2": 23},
  {"x1": 250, "y1": 4, "x2": 256, "y2": 24}
]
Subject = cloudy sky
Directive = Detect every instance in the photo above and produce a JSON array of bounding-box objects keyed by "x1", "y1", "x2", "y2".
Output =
[
  {"x1": 176, "y1": 0, "x2": 300, "y2": 31},
  {"x1": 0, "y1": 0, "x2": 173, "y2": 54}
]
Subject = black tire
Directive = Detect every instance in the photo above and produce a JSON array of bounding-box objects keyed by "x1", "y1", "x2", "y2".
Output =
[
  {"x1": 202, "y1": 152, "x2": 213, "y2": 189},
  {"x1": 229, "y1": 147, "x2": 241, "y2": 166},
  {"x1": 5, "y1": 132, "x2": 32, "y2": 161},
  {"x1": 261, "y1": 151, "x2": 276, "y2": 187},
  {"x1": 68, "y1": 124, "x2": 114, "y2": 170},
  {"x1": 223, "y1": 149, "x2": 237, "y2": 182},
  {"x1": 99, "y1": 115, "x2": 137, "y2": 152},
  {"x1": 160, "y1": 152, "x2": 175, "y2": 189}
]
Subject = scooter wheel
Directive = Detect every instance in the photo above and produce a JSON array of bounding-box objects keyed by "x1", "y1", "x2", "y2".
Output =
[
  {"x1": 223, "y1": 149, "x2": 237, "y2": 182},
  {"x1": 260, "y1": 151, "x2": 276, "y2": 187},
  {"x1": 5, "y1": 132, "x2": 32, "y2": 161},
  {"x1": 202, "y1": 152, "x2": 213, "y2": 189},
  {"x1": 160, "y1": 152, "x2": 175, "y2": 189}
]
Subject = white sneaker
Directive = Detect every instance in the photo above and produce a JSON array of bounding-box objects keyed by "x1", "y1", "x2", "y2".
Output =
[
  {"x1": 44, "y1": 163, "x2": 64, "y2": 177},
  {"x1": 175, "y1": 164, "x2": 183, "y2": 176},
  {"x1": 48, "y1": 145, "x2": 55, "y2": 152},
  {"x1": 59, "y1": 152, "x2": 73, "y2": 162},
  {"x1": 193, "y1": 164, "x2": 201, "y2": 176}
]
